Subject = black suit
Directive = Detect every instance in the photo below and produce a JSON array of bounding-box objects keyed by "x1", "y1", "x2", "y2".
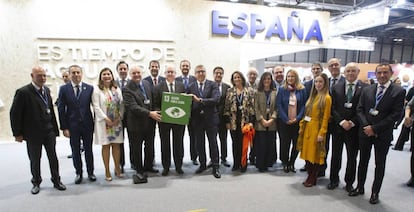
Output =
[
  {"x1": 10, "y1": 84, "x2": 61, "y2": 186},
  {"x1": 188, "y1": 80, "x2": 220, "y2": 167},
  {"x1": 356, "y1": 82, "x2": 405, "y2": 194},
  {"x1": 153, "y1": 81, "x2": 186, "y2": 170},
  {"x1": 176, "y1": 75, "x2": 198, "y2": 161},
  {"x1": 217, "y1": 82, "x2": 231, "y2": 162},
  {"x1": 123, "y1": 80, "x2": 156, "y2": 174},
  {"x1": 330, "y1": 80, "x2": 367, "y2": 185},
  {"x1": 116, "y1": 79, "x2": 130, "y2": 170}
]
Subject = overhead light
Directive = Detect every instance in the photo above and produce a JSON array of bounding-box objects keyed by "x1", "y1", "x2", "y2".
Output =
[
  {"x1": 230, "y1": 0, "x2": 239, "y2": 2},
  {"x1": 406, "y1": 25, "x2": 414, "y2": 29},
  {"x1": 308, "y1": 5, "x2": 317, "y2": 10},
  {"x1": 393, "y1": 38, "x2": 403, "y2": 42},
  {"x1": 268, "y1": 1, "x2": 277, "y2": 7}
]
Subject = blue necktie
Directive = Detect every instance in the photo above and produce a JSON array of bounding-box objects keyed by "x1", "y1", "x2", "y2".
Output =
[
  {"x1": 198, "y1": 83, "x2": 203, "y2": 97},
  {"x1": 376, "y1": 85, "x2": 385, "y2": 103}
]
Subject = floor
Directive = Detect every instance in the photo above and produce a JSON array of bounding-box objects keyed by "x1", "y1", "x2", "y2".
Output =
[{"x1": 0, "y1": 127, "x2": 413, "y2": 212}]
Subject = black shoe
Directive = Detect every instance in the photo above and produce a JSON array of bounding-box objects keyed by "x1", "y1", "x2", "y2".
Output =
[
  {"x1": 221, "y1": 160, "x2": 231, "y2": 167},
  {"x1": 207, "y1": 162, "x2": 213, "y2": 168},
  {"x1": 120, "y1": 166, "x2": 125, "y2": 174},
  {"x1": 162, "y1": 169, "x2": 169, "y2": 176},
  {"x1": 349, "y1": 188, "x2": 365, "y2": 196},
  {"x1": 31, "y1": 185, "x2": 40, "y2": 195},
  {"x1": 369, "y1": 193, "x2": 379, "y2": 204},
  {"x1": 327, "y1": 182, "x2": 339, "y2": 190},
  {"x1": 231, "y1": 166, "x2": 239, "y2": 171},
  {"x1": 74, "y1": 175, "x2": 82, "y2": 184},
  {"x1": 283, "y1": 165, "x2": 289, "y2": 173},
  {"x1": 288, "y1": 165, "x2": 296, "y2": 173},
  {"x1": 88, "y1": 174, "x2": 97, "y2": 182},
  {"x1": 344, "y1": 184, "x2": 354, "y2": 192},
  {"x1": 258, "y1": 168, "x2": 268, "y2": 172},
  {"x1": 240, "y1": 166, "x2": 247, "y2": 173},
  {"x1": 299, "y1": 165, "x2": 307, "y2": 172},
  {"x1": 407, "y1": 178, "x2": 414, "y2": 187},
  {"x1": 317, "y1": 171, "x2": 325, "y2": 178},
  {"x1": 53, "y1": 182, "x2": 66, "y2": 191},
  {"x1": 192, "y1": 160, "x2": 199, "y2": 165},
  {"x1": 132, "y1": 173, "x2": 148, "y2": 184},
  {"x1": 213, "y1": 167, "x2": 221, "y2": 179},
  {"x1": 195, "y1": 166, "x2": 206, "y2": 174},
  {"x1": 392, "y1": 147, "x2": 403, "y2": 151},
  {"x1": 145, "y1": 168, "x2": 159, "y2": 173},
  {"x1": 176, "y1": 168, "x2": 184, "y2": 175}
]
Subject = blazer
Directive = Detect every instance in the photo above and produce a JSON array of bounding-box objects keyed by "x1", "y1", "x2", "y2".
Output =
[
  {"x1": 153, "y1": 80, "x2": 186, "y2": 111},
  {"x1": 122, "y1": 80, "x2": 154, "y2": 132},
  {"x1": 276, "y1": 86, "x2": 307, "y2": 124},
  {"x1": 144, "y1": 75, "x2": 165, "y2": 89},
  {"x1": 176, "y1": 75, "x2": 196, "y2": 92},
  {"x1": 57, "y1": 82, "x2": 94, "y2": 131},
  {"x1": 217, "y1": 82, "x2": 231, "y2": 118},
  {"x1": 357, "y1": 82, "x2": 405, "y2": 142},
  {"x1": 187, "y1": 79, "x2": 220, "y2": 127},
  {"x1": 329, "y1": 76, "x2": 345, "y2": 91},
  {"x1": 10, "y1": 84, "x2": 59, "y2": 140},
  {"x1": 331, "y1": 80, "x2": 367, "y2": 133},
  {"x1": 255, "y1": 90, "x2": 277, "y2": 131},
  {"x1": 223, "y1": 86, "x2": 256, "y2": 130},
  {"x1": 304, "y1": 80, "x2": 313, "y2": 97}
]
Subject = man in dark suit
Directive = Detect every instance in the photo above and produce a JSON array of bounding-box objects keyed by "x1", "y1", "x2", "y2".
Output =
[
  {"x1": 175, "y1": 59, "x2": 198, "y2": 165},
  {"x1": 188, "y1": 64, "x2": 221, "y2": 178},
  {"x1": 58, "y1": 64, "x2": 96, "y2": 184},
  {"x1": 349, "y1": 63, "x2": 405, "y2": 204},
  {"x1": 153, "y1": 65, "x2": 186, "y2": 176},
  {"x1": 213, "y1": 66, "x2": 231, "y2": 167},
  {"x1": 328, "y1": 62, "x2": 367, "y2": 192},
  {"x1": 401, "y1": 97, "x2": 414, "y2": 187},
  {"x1": 272, "y1": 65, "x2": 284, "y2": 89},
  {"x1": 115, "y1": 61, "x2": 130, "y2": 173},
  {"x1": 123, "y1": 66, "x2": 162, "y2": 184},
  {"x1": 144, "y1": 60, "x2": 165, "y2": 89},
  {"x1": 10, "y1": 66, "x2": 66, "y2": 195},
  {"x1": 304, "y1": 62, "x2": 323, "y2": 96}
]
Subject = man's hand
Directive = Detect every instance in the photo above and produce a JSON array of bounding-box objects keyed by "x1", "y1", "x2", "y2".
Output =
[
  {"x1": 63, "y1": 129, "x2": 70, "y2": 138},
  {"x1": 363, "y1": 125, "x2": 375, "y2": 137},
  {"x1": 191, "y1": 94, "x2": 202, "y2": 103},
  {"x1": 14, "y1": 136, "x2": 23, "y2": 143},
  {"x1": 149, "y1": 111, "x2": 161, "y2": 122},
  {"x1": 404, "y1": 117, "x2": 413, "y2": 128}
]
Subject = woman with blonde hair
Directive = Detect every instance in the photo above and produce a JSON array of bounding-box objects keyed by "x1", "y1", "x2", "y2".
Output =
[
  {"x1": 298, "y1": 73, "x2": 331, "y2": 187},
  {"x1": 277, "y1": 69, "x2": 307, "y2": 173},
  {"x1": 92, "y1": 67, "x2": 124, "y2": 181}
]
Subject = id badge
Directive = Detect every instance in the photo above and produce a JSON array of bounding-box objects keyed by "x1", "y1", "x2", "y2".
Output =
[
  {"x1": 304, "y1": 116, "x2": 311, "y2": 122},
  {"x1": 238, "y1": 106, "x2": 243, "y2": 110},
  {"x1": 200, "y1": 110, "x2": 204, "y2": 114},
  {"x1": 289, "y1": 99, "x2": 295, "y2": 106},
  {"x1": 344, "y1": 103, "x2": 353, "y2": 108},
  {"x1": 144, "y1": 99, "x2": 150, "y2": 105},
  {"x1": 266, "y1": 108, "x2": 270, "y2": 113},
  {"x1": 369, "y1": 108, "x2": 379, "y2": 116}
]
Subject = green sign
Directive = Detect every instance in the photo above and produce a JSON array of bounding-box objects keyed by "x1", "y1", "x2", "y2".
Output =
[{"x1": 161, "y1": 92, "x2": 192, "y2": 125}]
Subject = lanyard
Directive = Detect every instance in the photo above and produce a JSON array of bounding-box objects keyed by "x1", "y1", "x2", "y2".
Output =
[
  {"x1": 139, "y1": 83, "x2": 148, "y2": 100},
  {"x1": 237, "y1": 92, "x2": 243, "y2": 105},
  {"x1": 36, "y1": 88, "x2": 48, "y2": 107}
]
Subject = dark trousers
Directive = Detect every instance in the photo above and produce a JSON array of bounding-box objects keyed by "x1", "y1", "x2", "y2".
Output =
[
  {"x1": 217, "y1": 118, "x2": 228, "y2": 161},
  {"x1": 128, "y1": 130, "x2": 155, "y2": 174},
  {"x1": 255, "y1": 130, "x2": 276, "y2": 170},
  {"x1": 395, "y1": 126, "x2": 411, "y2": 150},
  {"x1": 278, "y1": 120, "x2": 299, "y2": 166},
  {"x1": 70, "y1": 126, "x2": 94, "y2": 176},
  {"x1": 26, "y1": 131, "x2": 60, "y2": 185},
  {"x1": 193, "y1": 123, "x2": 219, "y2": 166},
  {"x1": 411, "y1": 149, "x2": 414, "y2": 178},
  {"x1": 230, "y1": 128, "x2": 243, "y2": 169},
  {"x1": 187, "y1": 122, "x2": 198, "y2": 161},
  {"x1": 330, "y1": 130, "x2": 359, "y2": 185},
  {"x1": 159, "y1": 123, "x2": 185, "y2": 169},
  {"x1": 356, "y1": 137, "x2": 391, "y2": 194},
  {"x1": 321, "y1": 123, "x2": 333, "y2": 172}
]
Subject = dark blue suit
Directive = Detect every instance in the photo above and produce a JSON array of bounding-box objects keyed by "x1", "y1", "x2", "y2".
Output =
[
  {"x1": 188, "y1": 80, "x2": 220, "y2": 166},
  {"x1": 58, "y1": 82, "x2": 94, "y2": 176}
]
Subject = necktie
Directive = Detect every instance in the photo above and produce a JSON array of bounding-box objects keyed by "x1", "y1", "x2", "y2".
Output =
[
  {"x1": 121, "y1": 80, "x2": 125, "y2": 89},
  {"x1": 376, "y1": 85, "x2": 385, "y2": 103},
  {"x1": 184, "y1": 77, "x2": 188, "y2": 90},
  {"x1": 75, "y1": 85, "x2": 80, "y2": 98},
  {"x1": 169, "y1": 83, "x2": 174, "y2": 93},
  {"x1": 199, "y1": 82, "x2": 203, "y2": 97},
  {"x1": 153, "y1": 78, "x2": 157, "y2": 85},
  {"x1": 332, "y1": 78, "x2": 337, "y2": 86},
  {"x1": 347, "y1": 83, "x2": 354, "y2": 102},
  {"x1": 218, "y1": 83, "x2": 222, "y2": 96},
  {"x1": 39, "y1": 88, "x2": 45, "y2": 98}
]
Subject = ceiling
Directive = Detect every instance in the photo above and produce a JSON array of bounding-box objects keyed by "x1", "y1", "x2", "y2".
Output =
[{"x1": 212, "y1": 0, "x2": 414, "y2": 45}]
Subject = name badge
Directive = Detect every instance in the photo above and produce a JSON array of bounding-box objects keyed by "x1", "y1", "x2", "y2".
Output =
[
  {"x1": 144, "y1": 99, "x2": 150, "y2": 105},
  {"x1": 344, "y1": 103, "x2": 353, "y2": 108},
  {"x1": 369, "y1": 108, "x2": 379, "y2": 116},
  {"x1": 266, "y1": 108, "x2": 270, "y2": 113},
  {"x1": 46, "y1": 108, "x2": 51, "y2": 114},
  {"x1": 289, "y1": 100, "x2": 295, "y2": 106},
  {"x1": 200, "y1": 110, "x2": 204, "y2": 114},
  {"x1": 238, "y1": 106, "x2": 243, "y2": 110},
  {"x1": 304, "y1": 116, "x2": 311, "y2": 122}
]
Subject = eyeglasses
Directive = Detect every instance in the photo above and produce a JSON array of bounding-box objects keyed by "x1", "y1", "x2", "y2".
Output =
[{"x1": 329, "y1": 63, "x2": 340, "y2": 67}]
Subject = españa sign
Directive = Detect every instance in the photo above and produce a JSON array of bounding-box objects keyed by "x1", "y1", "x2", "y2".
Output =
[{"x1": 161, "y1": 92, "x2": 192, "y2": 125}]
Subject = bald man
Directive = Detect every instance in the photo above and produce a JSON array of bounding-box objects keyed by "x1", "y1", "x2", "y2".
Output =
[{"x1": 10, "y1": 66, "x2": 66, "y2": 194}]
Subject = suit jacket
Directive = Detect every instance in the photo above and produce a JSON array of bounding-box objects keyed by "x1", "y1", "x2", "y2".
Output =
[
  {"x1": 255, "y1": 90, "x2": 277, "y2": 131},
  {"x1": 304, "y1": 79, "x2": 313, "y2": 97},
  {"x1": 153, "y1": 80, "x2": 186, "y2": 111},
  {"x1": 329, "y1": 76, "x2": 345, "y2": 92},
  {"x1": 57, "y1": 82, "x2": 94, "y2": 131},
  {"x1": 123, "y1": 80, "x2": 154, "y2": 132},
  {"x1": 217, "y1": 82, "x2": 231, "y2": 118},
  {"x1": 276, "y1": 86, "x2": 307, "y2": 123},
  {"x1": 176, "y1": 75, "x2": 196, "y2": 92},
  {"x1": 10, "y1": 84, "x2": 59, "y2": 140},
  {"x1": 188, "y1": 79, "x2": 220, "y2": 127},
  {"x1": 116, "y1": 78, "x2": 129, "y2": 90},
  {"x1": 357, "y1": 82, "x2": 405, "y2": 142},
  {"x1": 331, "y1": 80, "x2": 367, "y2": 134},
  {"x1": 144, "y1": 75, "x2": 165, "y2": 90}
]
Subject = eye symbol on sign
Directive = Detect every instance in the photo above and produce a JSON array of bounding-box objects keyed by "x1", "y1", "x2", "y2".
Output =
[{"x1": 165, "y1": 107, "x2": 186, "y2": 118}]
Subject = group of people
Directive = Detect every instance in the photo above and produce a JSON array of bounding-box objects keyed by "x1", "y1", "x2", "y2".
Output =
[{"x1": 10, "y1": 58, "x2": 412, "y2": 205}]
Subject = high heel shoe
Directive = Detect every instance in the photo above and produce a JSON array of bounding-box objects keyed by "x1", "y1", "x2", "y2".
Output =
[
  {"x1": 105, "y1": 176, "x2": 112, "y2": 181},
  {"x1": 115, "y1": 169, "x2": 124, "y2": 178}
]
